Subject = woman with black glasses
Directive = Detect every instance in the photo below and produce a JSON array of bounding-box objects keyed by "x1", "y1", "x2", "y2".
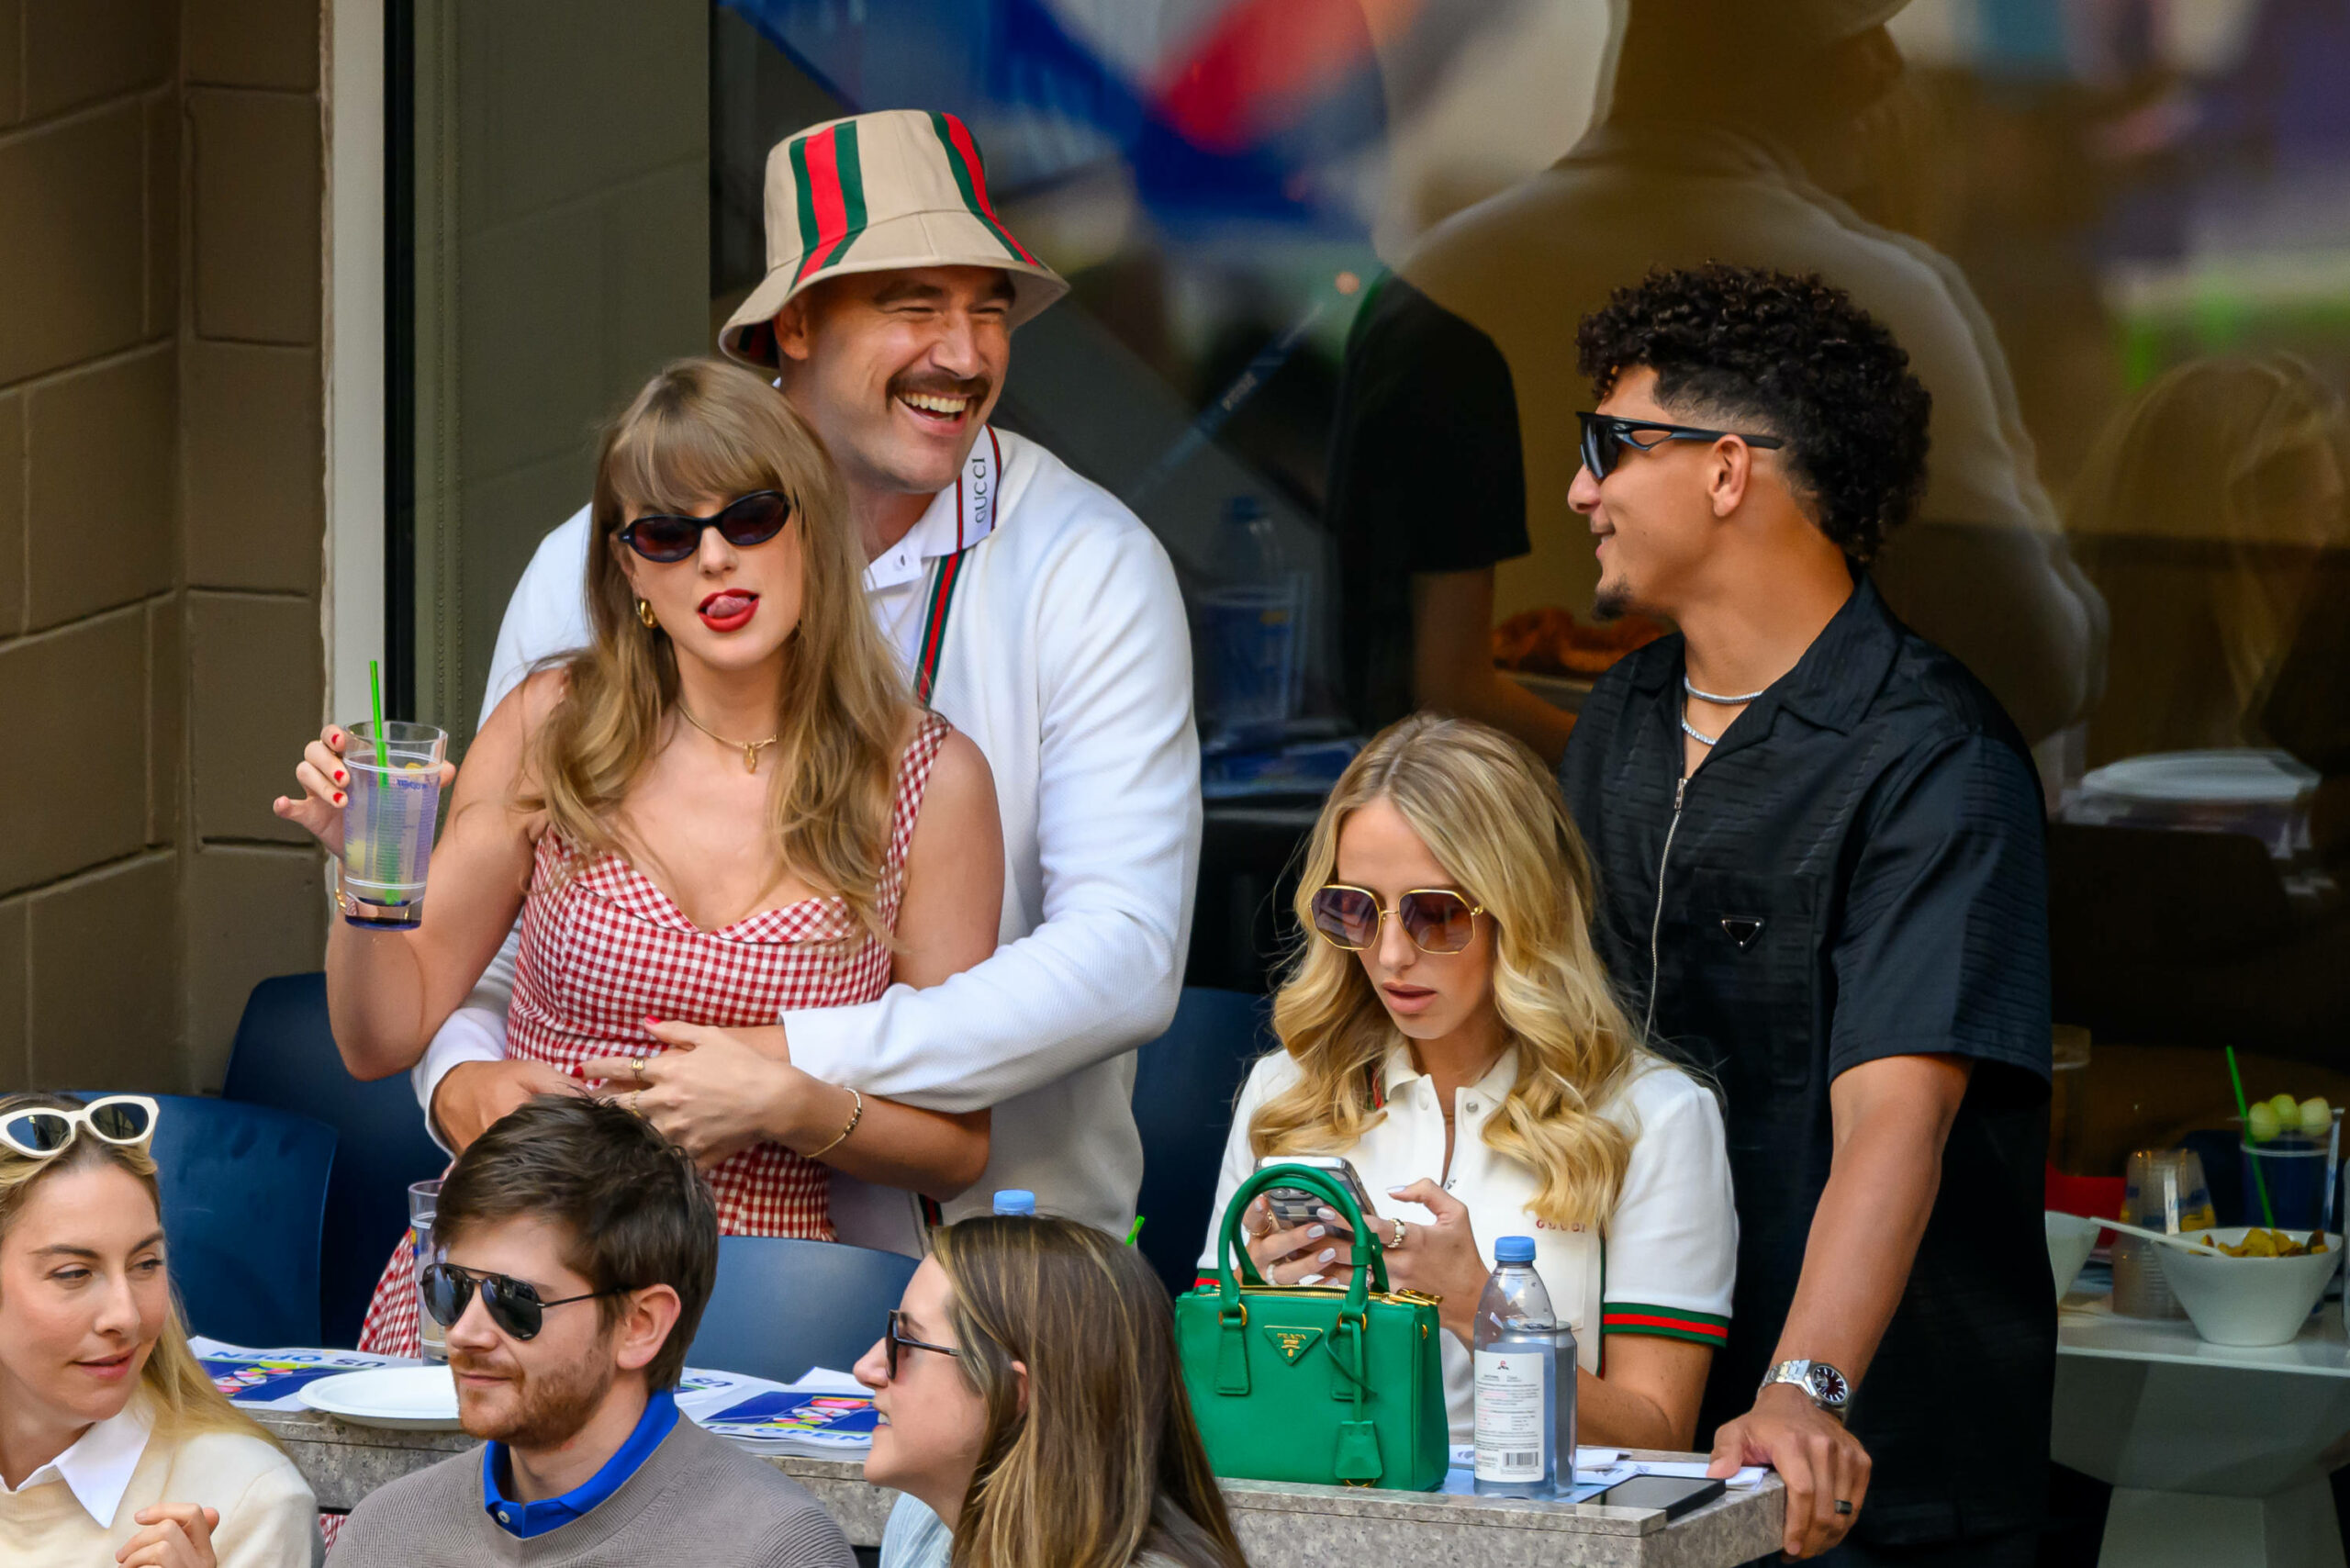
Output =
[
  {"x1": 1199, "y1": 714, "x2": 1738, "y2": 1451},
  {"x1": 271, "y1": 359, "x2": 1005, "y2": 1357},
  {"x1": 855, "y1": 1215, "x2": 1247, "y2": 1568}
]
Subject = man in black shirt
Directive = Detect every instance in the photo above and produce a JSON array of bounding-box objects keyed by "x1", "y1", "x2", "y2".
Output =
[{"x1": 1557, "y1": 264, "x2": 2053, "y2": 1564}]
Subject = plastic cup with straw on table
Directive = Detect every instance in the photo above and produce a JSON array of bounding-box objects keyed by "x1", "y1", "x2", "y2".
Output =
[{"x1": 340, "y1": 659, "x2": 450, "y2": 928}]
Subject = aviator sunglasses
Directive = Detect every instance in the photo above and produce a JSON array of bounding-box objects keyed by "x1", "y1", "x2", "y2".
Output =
[
  {"x1": 616, "y1": 490, "x2": 794, "y2": 564},
  {"x1": 1576, "y1": 410, "x2": 1785, "y2": 483},
  {"x1": 420, "y1": 1260, "x2": 633, "y2": 1340},
  {"x1": 1310, "y1": 885, "x2": 1485, "y2": 956},
  {"x1": 0, "y1": 1095, "x2": 158, "y2": 1159}
]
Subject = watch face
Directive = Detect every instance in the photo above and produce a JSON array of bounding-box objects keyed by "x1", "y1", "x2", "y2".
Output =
[{"x1": 1806, "y1": 1363, "x2": 1850, "y2": 1406}]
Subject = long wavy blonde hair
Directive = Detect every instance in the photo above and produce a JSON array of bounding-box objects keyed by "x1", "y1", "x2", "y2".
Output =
[
  {"x1": 525, "y1": 359, "x2": 912, "y2": 939},
  {"x1": 933, "y1": 1217, "x2": 1246, "y2": 1568},
  {"x1": 1251, "y1": 715, "x2": 1650, "y2": 1231},
  {"x1": 0, "y1": 1093, "x2": 277, "y2": 1449}
]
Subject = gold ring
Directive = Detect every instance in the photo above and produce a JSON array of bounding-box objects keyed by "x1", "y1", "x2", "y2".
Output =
[
  {"x1": 1389, "y1": 1218, "x2": 1407, "y2": 1250},
  {"x1": 631, "y1": 1089, "x2": 643, "y2": 1115},
  {"x1": 632, "y1": 1054, "x2": 648, "y2": 1078}
]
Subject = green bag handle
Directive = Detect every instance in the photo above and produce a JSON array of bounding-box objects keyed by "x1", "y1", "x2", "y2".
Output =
[{"x1": 1214, "y1": 1164, "x2": 1390, "y2": 1320}]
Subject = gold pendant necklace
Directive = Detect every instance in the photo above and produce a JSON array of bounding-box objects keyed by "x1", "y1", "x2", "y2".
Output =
[{"x1": 676, "y1": 704, "x2": 778, "y2": 773}]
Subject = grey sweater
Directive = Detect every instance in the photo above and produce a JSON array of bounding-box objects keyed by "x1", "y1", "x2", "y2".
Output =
[{"x1": 330, "y1": 1417, "x2": 856, "y2": 1568}]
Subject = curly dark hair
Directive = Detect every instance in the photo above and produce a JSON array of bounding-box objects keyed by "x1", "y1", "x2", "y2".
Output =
[{"x1": 1575, "y1": 263, "x2": 1930, "y2": 563}]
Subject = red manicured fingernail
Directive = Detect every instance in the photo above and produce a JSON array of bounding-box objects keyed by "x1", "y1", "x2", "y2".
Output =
[
  {"x1": 334, "y1": 792, "x2": 345, "y2": 805},
  {"x1": 334, "y1": 770, "x2": 346, "y2": 783}
]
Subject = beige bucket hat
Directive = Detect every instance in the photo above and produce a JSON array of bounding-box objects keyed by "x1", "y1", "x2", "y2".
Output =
[{"x1": 720, "y1": 109, "x2": 1070, "y2": 369}]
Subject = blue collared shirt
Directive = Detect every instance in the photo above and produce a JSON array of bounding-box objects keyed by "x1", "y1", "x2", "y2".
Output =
[{"x1": 482, "y1": 1388, "x2": 679, "y2": 1538}]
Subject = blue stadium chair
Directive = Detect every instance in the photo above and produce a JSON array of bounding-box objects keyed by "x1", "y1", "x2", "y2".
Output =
[
  {"x1": 1129, "y1": 987, "x2": 1275, "y2": 1298},
  {"x1": 222, "y1": 973, "x2": 448, "y2": 1347},
  {"x1": 687, "y1": 1238, "x2": 919, "y2": 1384},
  {"x1": 71, "y1": 1093, "x2": 335, "y2": 1348}
]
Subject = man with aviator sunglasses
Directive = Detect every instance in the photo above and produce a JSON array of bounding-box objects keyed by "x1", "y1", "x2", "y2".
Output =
[
  {"x1": 1556, "y1": 265, "x2": 2055, "y2": 1565},
  {"x1": 412, "y1": 109, "x2": 1197, "y2": 1251},
  {"x1": 331, "y1": 1096, "x2": 855, "y2": 1567}
]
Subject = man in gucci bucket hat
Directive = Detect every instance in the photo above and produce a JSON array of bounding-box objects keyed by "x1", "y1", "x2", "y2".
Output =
[{"x1": 409, "y1": 109, "x2": 1200, "y2": 1254}]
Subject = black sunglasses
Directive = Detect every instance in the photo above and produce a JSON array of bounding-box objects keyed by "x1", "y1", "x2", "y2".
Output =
[
  {"x1": 1576, "y1": 411, "x2": 1785, "y2": 483},
  {"x1": 884, "y1": 1308, "x2": 961, "y2": 1380},
  {"x1": 421, "y1": 1261, "x2": 632, "y2": 1341},
  {"x1": 617, "y1": 490, "x2": 794, "y2": 564}
]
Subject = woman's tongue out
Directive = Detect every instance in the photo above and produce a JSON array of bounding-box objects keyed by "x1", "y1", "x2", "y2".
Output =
[{"x1": 698, "y1": 588, "x2": 759, "y2": 633}]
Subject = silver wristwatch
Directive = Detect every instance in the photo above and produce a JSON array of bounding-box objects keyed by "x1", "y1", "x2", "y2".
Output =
[{"x1": 1761, "y1": 1359, "x2": 1851, "y2": 1417}]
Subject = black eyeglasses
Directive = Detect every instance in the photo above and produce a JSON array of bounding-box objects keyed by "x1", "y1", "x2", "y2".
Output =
[
  {"x1": 420, "y1": 1261, "x2": 632, "y2": 1340},
  {"x1": 1576, "y1": 411, "x2": 1785, "y2": 483},
  {"x1": 884, "y1": 1309, "x2": 961, "y2": 1380},
  {"x1": 1309, "y1": 885, "x2": 1485, "y2": 955},
  {"x1": 616, "y1": 490, "x2": 794, "y2": 564}
]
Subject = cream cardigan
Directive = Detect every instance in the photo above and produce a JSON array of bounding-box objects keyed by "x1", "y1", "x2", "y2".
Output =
[{"x1": 0, "y1": 1409, "x2": 319, "y2": 1567}]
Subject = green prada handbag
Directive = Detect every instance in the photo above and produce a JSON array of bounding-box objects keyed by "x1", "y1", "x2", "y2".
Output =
[{"x1": 1175, "y1": 1163, "x2": 1449, "y2": 1491}]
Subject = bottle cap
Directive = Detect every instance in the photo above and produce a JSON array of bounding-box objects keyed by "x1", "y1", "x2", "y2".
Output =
[
  {"x1": 1494, "y1": 1236, "x2": 1536, "y2": 1264},
  {"x1": 992, "y1": 1189, "x2": 1036, "y2": 1216}
]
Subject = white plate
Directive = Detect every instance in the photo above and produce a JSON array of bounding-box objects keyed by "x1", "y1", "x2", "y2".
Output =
[
  {"x1": 2078, "y1": 748, "x2": 2317, "y2": 805},
  {"x1": 297, "y1": 1366, "x2": 463, "y2": 1430}
]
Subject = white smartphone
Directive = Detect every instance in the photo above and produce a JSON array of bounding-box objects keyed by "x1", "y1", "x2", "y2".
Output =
[{"x1": 1255, "y1": 1155, "x2": 1377, "y2": 1235}]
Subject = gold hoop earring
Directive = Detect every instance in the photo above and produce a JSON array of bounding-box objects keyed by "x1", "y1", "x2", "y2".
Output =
[{"x1": 637, "y1": 599, "x2": 658, "y2": 631}]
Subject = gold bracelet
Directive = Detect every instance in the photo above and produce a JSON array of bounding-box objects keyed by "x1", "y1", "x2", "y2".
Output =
[{"x1": 808, "y1": 1088, "x2": 864, "y2": 1159}]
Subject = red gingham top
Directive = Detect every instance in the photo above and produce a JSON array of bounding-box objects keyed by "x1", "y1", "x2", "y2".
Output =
[{"x1": 357, "y1": 712, "x2": 950, "y2": 1358}]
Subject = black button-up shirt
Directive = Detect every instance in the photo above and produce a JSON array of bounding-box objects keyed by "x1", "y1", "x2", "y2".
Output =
[{"x1": 1560, "y1": 576, "x2": 2055, "y2": 1546}]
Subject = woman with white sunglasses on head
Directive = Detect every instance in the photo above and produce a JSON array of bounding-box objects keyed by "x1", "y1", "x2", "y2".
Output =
[
  {"x1": 1198, "y1": 715, "x2": 1740, "y2": 1451},
  {"x1": 0, "y1": 1094, "x2": 319, "y2": 1568}
]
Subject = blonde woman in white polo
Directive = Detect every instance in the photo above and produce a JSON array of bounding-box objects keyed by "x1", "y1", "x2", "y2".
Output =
[{"x1": 1197, "y1": 715, "x2": 1737, "y2": 1450}]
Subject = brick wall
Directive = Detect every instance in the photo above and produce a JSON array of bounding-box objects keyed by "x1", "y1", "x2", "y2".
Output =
[{"x1": 0, "y1": 0, "x2": 329, "y2": 1095}]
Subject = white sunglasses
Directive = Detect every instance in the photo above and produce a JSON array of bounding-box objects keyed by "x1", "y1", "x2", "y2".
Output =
[{"x1": 0, "y1": 1095, "x2": 161, "y2": 1159}]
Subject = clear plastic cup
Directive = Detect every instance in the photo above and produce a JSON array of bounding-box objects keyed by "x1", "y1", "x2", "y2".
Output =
[
  {"x1": 341, "y1": 721, "x2": 448, "y2": 928},
  {"x1": 409, "y1": 1179, "x2": 446, "y2": 1363},
  {"x1": 2113, "y1": 1148, "x2": 2216, "y2": 1319}
]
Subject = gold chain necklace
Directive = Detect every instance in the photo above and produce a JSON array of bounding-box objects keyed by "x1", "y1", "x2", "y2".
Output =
[{"x1": 676, "y1": 704, "x2": 778, "y2": 774}]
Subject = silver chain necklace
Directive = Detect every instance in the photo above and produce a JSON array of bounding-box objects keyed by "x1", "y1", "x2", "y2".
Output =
[
  {"x1": 1681, "y1": 676, "x2": 1763, "y2": 748},
  {"x1": 1684, "y1": 677, "x2": 1768, "y2": 705}
]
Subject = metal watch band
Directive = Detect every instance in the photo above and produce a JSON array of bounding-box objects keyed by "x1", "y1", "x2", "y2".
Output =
[{"x1": 1762, "y1": 1358, "x2": 1851, "y2": 1415}]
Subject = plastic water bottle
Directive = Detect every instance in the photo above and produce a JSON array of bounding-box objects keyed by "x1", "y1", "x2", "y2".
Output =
[
  {"x1": 1472, "y1": 1237, "x2": 1575, "y2": 1496},
  {"x1": 992, "y1": 1190, "x2": 1036, "y2": 1216},
  {"x1": 1200, "y1": 497, "x2": 1303, "y2": 749}
]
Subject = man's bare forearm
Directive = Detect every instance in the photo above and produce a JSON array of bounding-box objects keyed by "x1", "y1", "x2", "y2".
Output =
[{"x1": 1771, "y1": 1056, "x2": 1971, "y2": 1382}]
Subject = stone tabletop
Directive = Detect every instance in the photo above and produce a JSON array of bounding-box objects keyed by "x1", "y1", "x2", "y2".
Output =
[{"x1": 256, "y1": 1409, "x2": 1783, "y2": 1566}]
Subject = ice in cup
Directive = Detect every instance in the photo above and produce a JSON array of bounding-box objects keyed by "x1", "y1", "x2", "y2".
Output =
[
  {"x1": 341, "y1": 721, "x2": 449, "y2": 927},
  {"x1": 409, "y1": 1178, "x2": 446, "y2": 1363}
]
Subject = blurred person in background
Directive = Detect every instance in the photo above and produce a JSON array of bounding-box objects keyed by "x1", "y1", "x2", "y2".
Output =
[
  {"x1": 856, "y1": 1216, "x2": 1248, "y2": 1568},
  {"x1": 2065, "y1": 353, "x2": 2350, "y2": 766},
  {"x1": 1326, "y1": 0, "x2": 2104, "y2": 786},
  {"x1": 0, "y1": 1093, "x2": 318, "y2": 1568}
]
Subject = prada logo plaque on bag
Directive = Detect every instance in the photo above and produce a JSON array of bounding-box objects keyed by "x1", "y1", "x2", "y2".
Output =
[{"x1": 1176, "y1": 1164, "x2": 1449, "y2": 1491}]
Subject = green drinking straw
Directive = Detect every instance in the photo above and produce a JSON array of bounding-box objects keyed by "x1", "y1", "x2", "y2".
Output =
[
  {"x1": 367, "y1": 659, "x2": 387, "y2": 767},
  {"x1": 1125, "y1": 1215, "x2": 1146, "y2": 1248},
  {"x1": 2226, "y1": 1046, "x2": 2277, "y2": 1228}
]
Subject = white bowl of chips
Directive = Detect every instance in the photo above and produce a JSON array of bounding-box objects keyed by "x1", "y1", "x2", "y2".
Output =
[{"x1": 2156, "y1": 1226, "x2": 2340, "y2": 1346}]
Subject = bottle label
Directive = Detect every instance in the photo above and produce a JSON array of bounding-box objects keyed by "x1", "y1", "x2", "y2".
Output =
[{"x1": 1473, "y1": 1348, "x2": 1548, "y2": 1482}]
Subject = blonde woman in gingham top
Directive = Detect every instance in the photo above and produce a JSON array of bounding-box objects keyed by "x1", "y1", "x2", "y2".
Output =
[{"x1": 271, "y1": 360, "x2": 1005, "y2": 1358}]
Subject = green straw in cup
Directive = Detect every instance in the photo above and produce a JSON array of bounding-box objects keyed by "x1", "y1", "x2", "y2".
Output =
[
  {"x1": 2226, "y1": 1046, "x2": 2277, "y2": 1228},
  {"x1": 368, "y1": 659, "x2": 387, "y2": 767}
]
